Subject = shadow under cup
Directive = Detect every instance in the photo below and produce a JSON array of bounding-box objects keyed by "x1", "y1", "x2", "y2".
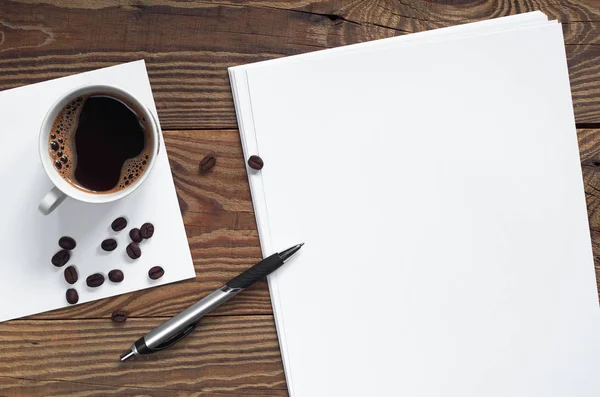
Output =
[{"x1": 47, "y1": 92, "x2": 155, "y2": 194}]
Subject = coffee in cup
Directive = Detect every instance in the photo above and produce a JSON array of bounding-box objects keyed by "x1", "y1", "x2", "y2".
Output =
[
  {"x1": 38, "y1": 84, "x2": 160, "y2": 215},
  {"x1": 47, "y1": 93, "x2": 154, "y2": 193}
]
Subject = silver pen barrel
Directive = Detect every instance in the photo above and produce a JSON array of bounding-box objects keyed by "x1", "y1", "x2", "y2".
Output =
[
  {"x1": 120, "y1": 244, "x2": 303, "y2": 361},
  {"x1": 144, "y1": 285, "x2": 241, "y2": 349}
]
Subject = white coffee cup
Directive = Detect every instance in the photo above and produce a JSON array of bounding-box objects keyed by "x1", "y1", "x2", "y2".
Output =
[{"x1": 38, "y1": 85, "x2": 160, "y2": 215}]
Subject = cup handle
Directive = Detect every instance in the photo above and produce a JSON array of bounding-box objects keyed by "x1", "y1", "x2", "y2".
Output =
[{"x1": 39, "y1": 186, "x2": 67, "y2": 215}]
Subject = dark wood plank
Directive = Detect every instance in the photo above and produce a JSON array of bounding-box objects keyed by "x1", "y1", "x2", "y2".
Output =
[
  {"x1": 0, "y1": 0, "x2": 393, "y2": 129},
  {"x1": 576, "y1": 129, "x2": 600, "y2": 294},
  {"x1": 578, "y1": 129, "x2": 600, "y2": 165},
  {"x1": 0, "y1": 316, "x2": 287, "y2": 395},
  {"x1": 2, "y1": 1, "x2": 600, "y2": 128},
  {"x1": 165, "y1": 129, "x2": 254, "y2": 214},
  {"x1": 0, "y1": 378, "x2": 288, "y2": 397}
]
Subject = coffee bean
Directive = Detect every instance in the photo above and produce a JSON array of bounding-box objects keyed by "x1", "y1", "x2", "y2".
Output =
[
  {"x1": 64, "y1": 266, "x2": 78, "y2": 284},
  {"x1": 58, "y1": 236, "x2": 76, "y2": 250},
  {"x1": 111, "y1": 311, "x2": 128, "y2": 323},
  {"x1": 199, "y1": 153, "x2": 217, "y2": 172},
  {"x1": 101, "y1": 238, "x2": 117, "y2": 251},
  {"x1": 129, "y1": 228, "x2": 142, "y2": 243},
  {"x1": 126, "y1": 243, "x2": 141, "y2": 259},
  {"x1": 86, "y1": 273, "x2": 105, "y2": 288},
  {"x1": 140, "y1": 222, "x2": 154, "y2": 239},
  {"x1": 148, "y1": 266, "x2": 165, "y2": 280},
  {"x1": 51, "y1": 250, "x2": 70, "y2": 267},
  {"x1": 108, "y1": 269, "x2": 124, "y2": 283},
  {"x1": 111, "y1": 217, "x2": 127, "y2": 231},
  {"x1": 247, "y1": 155, "x2": 264, "y2": 170},
  {"x1": 66, "y1": 288, "x2": 79, "y2": 304}
]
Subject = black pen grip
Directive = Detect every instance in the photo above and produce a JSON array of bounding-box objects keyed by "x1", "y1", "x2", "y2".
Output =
[{"x1": 227, "y1": 253, "x2": 284, "y2": 289}]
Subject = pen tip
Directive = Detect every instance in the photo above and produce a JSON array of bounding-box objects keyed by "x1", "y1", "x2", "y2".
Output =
[
  {"x1": 279, "y1": 243, "x2": 304, "y2": 262},
  {"x1": 120, "y1": 350, "x2": 135, "y2": 362}
]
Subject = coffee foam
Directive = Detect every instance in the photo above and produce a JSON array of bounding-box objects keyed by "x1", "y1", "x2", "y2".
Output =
[{"x1": 48, "y1": 93, "x2": 153, "y2": 193}]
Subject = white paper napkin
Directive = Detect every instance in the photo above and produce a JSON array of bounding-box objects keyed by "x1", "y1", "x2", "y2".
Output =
[{"x1": 0, "y1": 60, "x2": 196, "y2": 322}]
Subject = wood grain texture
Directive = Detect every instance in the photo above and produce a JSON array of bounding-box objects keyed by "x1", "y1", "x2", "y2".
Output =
[
  {"x1": 2, "y1": 2, "x2": 600, "y2": 396},
  {"x1": 0, "y1": 316, "x2": 287, "y2": 395},
  {"x1": 2, "y1": 0, "x2": 600, "y2": 128},
  {"x1": 165, "y1": 129, "x2": 254, "y2": 214},
  {"x1": 576, "y1": 129, "x2": 600, "y2": 294},
  {"x1": 0, "y1": 380, "x2": 287, "y2": 397}
]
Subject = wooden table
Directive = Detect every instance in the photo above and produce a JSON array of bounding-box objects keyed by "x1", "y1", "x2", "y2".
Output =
[{"x1": 1, "y1": 1, "x2": 600, "y2": 395}]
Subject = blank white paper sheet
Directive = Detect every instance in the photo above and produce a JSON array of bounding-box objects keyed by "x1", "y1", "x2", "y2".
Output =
[
  {"x1": 229, "y1": 12, "x2": 600, "y2": 397},
  {"x1": 0, "y1": 61, "x2": 195, "y2": 322}
]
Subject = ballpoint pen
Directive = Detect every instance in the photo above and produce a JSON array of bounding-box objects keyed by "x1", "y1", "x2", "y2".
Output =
[{"x1": 120, "y1": 243, "x2": 304, "y2": 361}]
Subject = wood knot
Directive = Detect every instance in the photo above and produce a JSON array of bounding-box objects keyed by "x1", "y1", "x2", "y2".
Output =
[{"x1": 0, "y1": 20, "x2": 54, "y2": 54}]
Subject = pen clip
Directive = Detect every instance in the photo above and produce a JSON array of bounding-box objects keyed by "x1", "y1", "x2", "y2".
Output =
[{"x1": 151, "y1": 321, "x2": 200, "y2": 351}]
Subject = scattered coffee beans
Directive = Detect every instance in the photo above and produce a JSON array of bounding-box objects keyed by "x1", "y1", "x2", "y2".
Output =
[
  {"x1": 148, "y1": 266, "x2": 165, "y2": 280},
  {"x1": 247, "y1": 155, "x2": 264, "y2": 170},
  {"x1": 58, "y1": 236, "x2": 76, "y2": 250},
  {"x1": 126, "y1": 243, "x2": 141, "y2": 259},
  {"x1": 140, "y1": 222, "x2": 154, "y2": 239},
  {"x1": 51, "y1": 250, "x2": 70, "y2": 267},
  {"x1": 66, "y1": 288, "x2": 79, "y2": 304},
  {"x1": 129, "y1": 228, "x2": 142, "y2": 243},
  {"x1": 86, "y1": 273, "x2": 105, "y2": 288},
  {"x1": 108, "y1": 269, "x2": 124, "y2": 283},
  {"x1": 53, "y1": 219, "x2": 161, "y2": 296},
  {"x1": 101, "y1": 238, "x2": 118, "y2": 251},
  {"x1": 64, "y1": 266, "x2": 78, "y2": 284},
  {"x1": 199, "y1": 153, "x2": 217, "y2": 172},
  {"x1": 111, "y1": 311, "x2": 128, "y2": 323},
  {"x1": 111, "y1": 217, "x2": 127, "y2": 231}
]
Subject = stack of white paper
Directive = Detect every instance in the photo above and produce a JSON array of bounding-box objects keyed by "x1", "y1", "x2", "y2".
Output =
[{"x1": 229, "y1": 12, "x2": 600, "y2": 397}]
